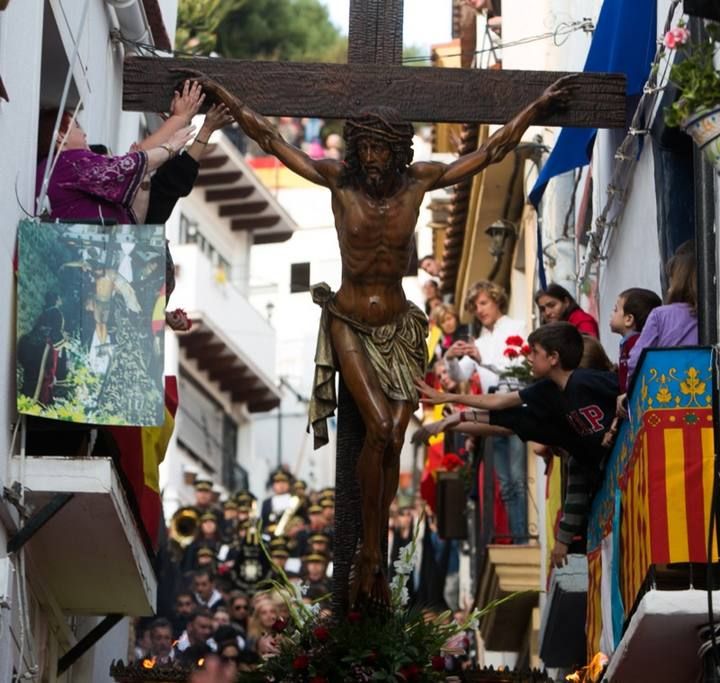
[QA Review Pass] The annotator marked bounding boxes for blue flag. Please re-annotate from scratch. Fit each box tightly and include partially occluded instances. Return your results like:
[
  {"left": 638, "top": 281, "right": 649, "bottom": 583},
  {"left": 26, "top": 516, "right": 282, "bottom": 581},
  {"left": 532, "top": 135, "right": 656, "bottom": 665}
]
[{"left": 528, "top": 0, "right": 658, "bottom": 208}]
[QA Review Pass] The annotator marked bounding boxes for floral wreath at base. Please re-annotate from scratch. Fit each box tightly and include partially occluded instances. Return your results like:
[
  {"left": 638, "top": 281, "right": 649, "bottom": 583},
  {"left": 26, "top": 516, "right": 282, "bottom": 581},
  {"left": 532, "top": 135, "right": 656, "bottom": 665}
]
[{"left": 245, "top": 519, "right": 522, "bottom": 683}]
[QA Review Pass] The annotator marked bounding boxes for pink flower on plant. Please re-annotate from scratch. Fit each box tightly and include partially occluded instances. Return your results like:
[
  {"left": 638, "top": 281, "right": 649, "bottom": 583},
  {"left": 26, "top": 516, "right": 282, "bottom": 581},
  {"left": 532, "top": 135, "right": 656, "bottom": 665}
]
[{"left": 664, "top": 26, "right": 690, "bottom": 49}]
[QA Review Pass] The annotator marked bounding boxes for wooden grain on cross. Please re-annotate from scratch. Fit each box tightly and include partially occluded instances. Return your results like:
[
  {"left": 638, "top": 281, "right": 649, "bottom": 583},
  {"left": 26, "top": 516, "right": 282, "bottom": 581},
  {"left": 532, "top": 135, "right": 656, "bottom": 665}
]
[{"left": 124, "top": 58, "right": 627, "bottom": 128}]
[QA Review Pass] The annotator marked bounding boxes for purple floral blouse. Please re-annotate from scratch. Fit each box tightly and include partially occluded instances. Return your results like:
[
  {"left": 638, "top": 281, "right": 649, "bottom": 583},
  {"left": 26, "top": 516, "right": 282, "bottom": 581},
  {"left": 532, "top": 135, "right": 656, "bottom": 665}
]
[{"left": 36, "top": 149, "right": 148, "bottom": 224}]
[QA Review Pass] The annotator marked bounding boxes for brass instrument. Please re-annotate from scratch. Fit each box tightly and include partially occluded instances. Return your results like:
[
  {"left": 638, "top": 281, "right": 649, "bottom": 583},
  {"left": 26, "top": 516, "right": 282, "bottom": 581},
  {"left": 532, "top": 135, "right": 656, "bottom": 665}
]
[
  {"left": 169, "top": 506, "right": 199, "bottom": 548},
  {"left": 274, "top": 495, "right": 302, "bottom": 537}
]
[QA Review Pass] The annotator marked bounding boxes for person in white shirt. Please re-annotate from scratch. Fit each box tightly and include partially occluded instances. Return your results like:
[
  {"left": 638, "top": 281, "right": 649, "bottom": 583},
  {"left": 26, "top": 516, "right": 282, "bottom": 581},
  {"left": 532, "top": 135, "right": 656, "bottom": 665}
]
[
  {"left": 444, "top": 280, "right": 528, "bottom": 543},
  {"left": 192, "top": 569, "right": 224, "bottom": 610}
]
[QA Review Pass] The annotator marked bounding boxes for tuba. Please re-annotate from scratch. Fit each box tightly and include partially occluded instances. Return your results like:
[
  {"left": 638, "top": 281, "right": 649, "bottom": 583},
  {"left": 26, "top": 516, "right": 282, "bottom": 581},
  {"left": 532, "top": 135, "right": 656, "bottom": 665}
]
[{"left": 170, "top": 506, "right": 199, "bottom": 548}]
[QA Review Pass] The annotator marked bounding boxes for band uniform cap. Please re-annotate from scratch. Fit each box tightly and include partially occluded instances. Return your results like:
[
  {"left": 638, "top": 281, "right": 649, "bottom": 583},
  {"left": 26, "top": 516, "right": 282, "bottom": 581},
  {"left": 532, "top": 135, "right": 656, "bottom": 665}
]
[
  {"left": 302, "top": 551, "right": 329, "bottom": 564},
  {"left": 308, "top": 504, "right": 323, "bottom": 514},
  {"left": 194, "top": 479, "right": 213, "bottom": 492},
  {"left": 270, "top": 548, "right": 290, "bottom": 558},
  {"left": 319, "top": 497, "right": 334, "bottom": 508},
  {"left": 199, "top": 511, "right": 218, "bottom": 523},
  {"left": 308, "top": 533, "right": 330, "bottom": 544},
  {"left": 237, "top": 503, "right": 251, "bottom": 513},
  {"left": 223, "top": 500, "right": 238, "bottom": 510},
  {"left": 196, "top": 547, "right": 216, "bottom": 558},
  {"left": 271, "top": 470, "right": 291, "bottom": 483},
  {"left": 269, "top": 536, "right": 289, "bottom": 549},
  {"left": 292, "top": 479, "right": 307, "bottom": 490}
]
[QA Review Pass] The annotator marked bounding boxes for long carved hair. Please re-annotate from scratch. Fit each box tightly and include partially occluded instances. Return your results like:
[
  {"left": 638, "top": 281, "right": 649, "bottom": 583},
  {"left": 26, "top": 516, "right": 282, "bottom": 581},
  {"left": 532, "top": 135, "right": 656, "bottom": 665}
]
[{"left": 338, "top": 107, "right": 415, "bottom": 188}]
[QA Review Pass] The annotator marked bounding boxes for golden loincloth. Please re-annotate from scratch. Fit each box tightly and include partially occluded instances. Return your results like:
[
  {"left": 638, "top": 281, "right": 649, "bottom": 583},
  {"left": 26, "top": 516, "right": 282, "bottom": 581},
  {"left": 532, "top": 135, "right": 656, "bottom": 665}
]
[{"left": 308, "top": 282, "right": 428, "bottom": 449}]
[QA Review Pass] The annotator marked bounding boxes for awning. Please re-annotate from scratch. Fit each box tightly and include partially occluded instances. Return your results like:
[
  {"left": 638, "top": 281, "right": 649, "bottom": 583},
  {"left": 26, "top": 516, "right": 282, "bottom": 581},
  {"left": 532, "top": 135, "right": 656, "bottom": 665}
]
[
  {"left": 451, "top": 136, "right": 536, "bottom": 308},
  {"left": 195, "top": 135, "right": 296, "bottom": 245},
  {"left": 178, "top": 318, "right": 282, "bottom": 412}
]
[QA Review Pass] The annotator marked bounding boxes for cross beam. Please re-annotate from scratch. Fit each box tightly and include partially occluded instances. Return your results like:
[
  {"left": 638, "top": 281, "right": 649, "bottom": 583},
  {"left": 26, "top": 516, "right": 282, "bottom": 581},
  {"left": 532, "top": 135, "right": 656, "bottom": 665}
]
[{"left": 124, "top": 58, "right": 626, "bottom": 128}]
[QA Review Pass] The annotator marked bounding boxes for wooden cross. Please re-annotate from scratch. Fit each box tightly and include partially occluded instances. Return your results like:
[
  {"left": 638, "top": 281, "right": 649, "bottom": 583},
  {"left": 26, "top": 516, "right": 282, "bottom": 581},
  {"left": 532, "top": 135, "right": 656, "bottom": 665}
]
[
  {"left": 123, "top": 0, "right": 626, "bottom": 613},
  {"left": 123, "top": 0, "right": 626, "bottom": 128}
]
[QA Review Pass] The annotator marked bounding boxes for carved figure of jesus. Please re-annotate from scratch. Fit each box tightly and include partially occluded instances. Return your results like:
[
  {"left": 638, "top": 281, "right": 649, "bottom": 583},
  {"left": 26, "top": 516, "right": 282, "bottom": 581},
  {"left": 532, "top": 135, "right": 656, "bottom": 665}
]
[{"left": 197, "top": 75, "right": 574, "bottom": 604}]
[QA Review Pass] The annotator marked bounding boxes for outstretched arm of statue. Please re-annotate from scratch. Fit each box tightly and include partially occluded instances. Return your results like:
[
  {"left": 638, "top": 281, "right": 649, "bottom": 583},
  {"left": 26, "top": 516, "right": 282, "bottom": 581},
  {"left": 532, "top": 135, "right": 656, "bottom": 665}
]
[
  {"left": 190, "top": 76, "right": 340, "bottom": 188},
  {"left": 419, "top": 75, "right": 577, "bottom": 190}
]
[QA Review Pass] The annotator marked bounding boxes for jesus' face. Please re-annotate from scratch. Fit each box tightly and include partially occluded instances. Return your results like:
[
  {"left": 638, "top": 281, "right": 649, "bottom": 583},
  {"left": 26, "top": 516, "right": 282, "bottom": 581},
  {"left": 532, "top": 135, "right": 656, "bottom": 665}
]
[{"left": 357, "top": 136, "right": 393, "bottom": 191}]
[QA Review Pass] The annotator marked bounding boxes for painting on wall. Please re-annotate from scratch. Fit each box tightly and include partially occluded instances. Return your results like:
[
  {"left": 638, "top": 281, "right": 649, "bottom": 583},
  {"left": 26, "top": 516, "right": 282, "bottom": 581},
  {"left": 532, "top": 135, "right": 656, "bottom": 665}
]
[{"left": 16, "top": 219, "right": 166, "bottom": 426}]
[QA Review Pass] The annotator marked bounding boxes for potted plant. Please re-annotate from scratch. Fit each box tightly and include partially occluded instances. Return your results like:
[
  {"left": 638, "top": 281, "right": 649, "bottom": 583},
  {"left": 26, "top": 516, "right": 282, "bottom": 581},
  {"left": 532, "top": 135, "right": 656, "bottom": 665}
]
[{"left": 663, "top": 21, "right": 720, "bottom": 167}]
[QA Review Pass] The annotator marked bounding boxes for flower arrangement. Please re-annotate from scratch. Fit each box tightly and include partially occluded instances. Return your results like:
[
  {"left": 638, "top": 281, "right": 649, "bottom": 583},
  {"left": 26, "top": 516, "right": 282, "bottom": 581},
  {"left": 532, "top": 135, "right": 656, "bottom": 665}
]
[
  {"left": 247, "top": 525, "right": 520, "bottom": 682},
  {"left": 498, "top": 335, "right": 532, "bottom": 385},
  {"left": 663, "top": 21, "right": 720, "bottom": 128}
]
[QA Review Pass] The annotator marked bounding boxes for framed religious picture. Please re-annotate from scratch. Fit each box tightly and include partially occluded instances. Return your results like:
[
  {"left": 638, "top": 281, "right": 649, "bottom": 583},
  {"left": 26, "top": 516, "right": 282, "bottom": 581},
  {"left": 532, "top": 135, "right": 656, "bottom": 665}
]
[{"left": 16, "top": 219, "right": 166, "bottom": 426}]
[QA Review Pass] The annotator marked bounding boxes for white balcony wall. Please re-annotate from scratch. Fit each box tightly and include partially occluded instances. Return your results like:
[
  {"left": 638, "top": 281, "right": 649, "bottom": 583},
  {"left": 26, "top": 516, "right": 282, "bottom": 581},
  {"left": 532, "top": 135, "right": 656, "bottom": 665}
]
[{"left": 173, "top": 243, "right": 277, "bottom": 381}]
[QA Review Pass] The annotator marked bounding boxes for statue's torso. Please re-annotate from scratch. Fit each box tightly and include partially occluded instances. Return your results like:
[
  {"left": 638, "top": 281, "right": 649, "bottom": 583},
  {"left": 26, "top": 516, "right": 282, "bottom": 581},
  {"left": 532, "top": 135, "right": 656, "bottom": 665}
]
[{"left": 331, "top": 176, "right": 424, "bottom": 326}]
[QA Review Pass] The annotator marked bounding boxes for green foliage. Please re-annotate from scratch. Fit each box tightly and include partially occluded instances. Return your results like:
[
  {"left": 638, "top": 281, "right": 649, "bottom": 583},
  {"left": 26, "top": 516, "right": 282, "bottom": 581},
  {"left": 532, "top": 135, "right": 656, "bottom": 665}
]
[
  {"left": 215, "top": 0, "right": 346, "bottom": 62},
  {"left": 175, "top": 0, "right": 244, "bottom": 55},
  {"left": 17, "top": 221, "right": 76, "bottom": 338},
  {"left": 665, "top": 22, "right": 720, "bottom": 128}
]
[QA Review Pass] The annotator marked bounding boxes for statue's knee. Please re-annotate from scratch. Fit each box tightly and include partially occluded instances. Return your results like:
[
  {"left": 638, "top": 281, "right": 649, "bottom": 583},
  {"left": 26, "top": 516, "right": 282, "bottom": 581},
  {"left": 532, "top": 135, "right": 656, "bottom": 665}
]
[{"left": 367, "top": 416, "right": 393, "bottom": 448}]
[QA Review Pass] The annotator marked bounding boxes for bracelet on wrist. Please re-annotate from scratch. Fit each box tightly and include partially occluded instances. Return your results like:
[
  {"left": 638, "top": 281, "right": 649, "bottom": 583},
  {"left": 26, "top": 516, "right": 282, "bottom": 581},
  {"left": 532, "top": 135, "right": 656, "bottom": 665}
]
[
  {"left": 195, "top": 138, "right": 209, "bottom": 145},
  {"left": 160, "top": 143, "right": 175, "bottom": 158}
]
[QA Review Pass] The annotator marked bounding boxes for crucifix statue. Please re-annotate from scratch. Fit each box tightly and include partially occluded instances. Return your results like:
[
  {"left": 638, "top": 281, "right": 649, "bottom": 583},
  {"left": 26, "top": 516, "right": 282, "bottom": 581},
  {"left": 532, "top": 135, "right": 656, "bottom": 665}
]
[{"left": 123, "top": 0, "right": 627, "bottom": 611}]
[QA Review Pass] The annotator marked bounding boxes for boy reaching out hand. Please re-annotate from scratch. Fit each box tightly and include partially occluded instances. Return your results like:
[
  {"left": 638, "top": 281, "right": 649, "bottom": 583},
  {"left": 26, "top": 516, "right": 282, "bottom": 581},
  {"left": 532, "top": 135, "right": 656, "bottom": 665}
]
[{"left": 415, "top": 322, "right": 619, "bottom": 567}]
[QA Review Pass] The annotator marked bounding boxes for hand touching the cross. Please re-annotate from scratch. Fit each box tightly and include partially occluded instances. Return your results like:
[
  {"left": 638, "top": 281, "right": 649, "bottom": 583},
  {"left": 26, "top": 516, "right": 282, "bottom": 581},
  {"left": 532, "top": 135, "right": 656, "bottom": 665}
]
[
  {"left": 536, "top": 74, "right": 578, "bottom": 114},
  {"left": 171, "top": 79, "right": 205, "bottom": 124}
]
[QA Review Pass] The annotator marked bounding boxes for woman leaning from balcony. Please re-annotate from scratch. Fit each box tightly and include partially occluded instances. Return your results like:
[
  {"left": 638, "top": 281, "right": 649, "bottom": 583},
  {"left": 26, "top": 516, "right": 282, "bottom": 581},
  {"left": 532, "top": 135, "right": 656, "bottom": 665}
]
[
  {"left": 34, "top": 81, "right": 204, "bottom": 224},
  {"left": 535, "top": 283, "right": 600, "bottom": 338}
]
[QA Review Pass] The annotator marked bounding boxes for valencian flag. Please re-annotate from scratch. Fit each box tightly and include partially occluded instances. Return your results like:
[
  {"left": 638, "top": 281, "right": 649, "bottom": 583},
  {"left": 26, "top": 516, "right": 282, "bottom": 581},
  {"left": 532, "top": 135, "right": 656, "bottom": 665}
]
[{"left": 108, "top": 376, "right": 178, "bottom": 551}]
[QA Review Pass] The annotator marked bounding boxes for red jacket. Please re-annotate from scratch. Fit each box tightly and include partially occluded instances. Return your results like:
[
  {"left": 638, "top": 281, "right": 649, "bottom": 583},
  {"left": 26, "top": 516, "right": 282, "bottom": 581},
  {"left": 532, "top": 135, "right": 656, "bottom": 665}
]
[{"left": 567, "top": 307, "right": 599, "bottom": 338}]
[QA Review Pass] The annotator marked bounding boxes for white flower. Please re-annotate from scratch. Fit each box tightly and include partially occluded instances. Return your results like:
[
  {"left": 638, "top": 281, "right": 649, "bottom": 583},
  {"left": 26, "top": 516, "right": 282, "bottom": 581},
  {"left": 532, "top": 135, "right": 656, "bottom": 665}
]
[
  {"left": 398, "top": 586, "right": 409, "bottom": 607},
  {"left": 393, "top": 543, "right": 417, "bottom": 575},
  {"left": 393, "top": 557, "right": 414, "bottom": 575}
]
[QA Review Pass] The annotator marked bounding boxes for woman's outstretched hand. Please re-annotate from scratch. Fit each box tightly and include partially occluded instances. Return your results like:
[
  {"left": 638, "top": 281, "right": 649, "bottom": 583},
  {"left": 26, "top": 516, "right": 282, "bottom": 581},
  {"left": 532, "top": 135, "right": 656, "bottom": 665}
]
[{"left": 415, "top": 378, "right": 451, "bottom": 405}]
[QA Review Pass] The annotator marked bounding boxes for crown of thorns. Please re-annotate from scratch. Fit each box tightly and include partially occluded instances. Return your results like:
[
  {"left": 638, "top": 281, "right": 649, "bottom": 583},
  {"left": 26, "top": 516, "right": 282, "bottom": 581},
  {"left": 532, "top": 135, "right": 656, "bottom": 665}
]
[{"left": 344, "top": 112, "right": 414, "bottom": 143}]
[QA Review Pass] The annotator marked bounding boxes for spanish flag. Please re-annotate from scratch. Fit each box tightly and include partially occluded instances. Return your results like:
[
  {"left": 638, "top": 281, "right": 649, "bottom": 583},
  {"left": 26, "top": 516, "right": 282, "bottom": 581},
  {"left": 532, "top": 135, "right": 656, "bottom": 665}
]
[{"left": 108, "top": 376, "right": 178, "bottom": 551}]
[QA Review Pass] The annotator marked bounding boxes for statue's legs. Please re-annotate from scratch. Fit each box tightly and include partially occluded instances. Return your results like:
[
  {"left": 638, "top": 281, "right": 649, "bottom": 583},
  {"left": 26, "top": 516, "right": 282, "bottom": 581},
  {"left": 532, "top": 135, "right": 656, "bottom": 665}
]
[
  {"left": 379, "top": 401, "right": 414, "bottom": 548},
  {"left": 330, "top": 317, "right": 396, "bottom": 603}
]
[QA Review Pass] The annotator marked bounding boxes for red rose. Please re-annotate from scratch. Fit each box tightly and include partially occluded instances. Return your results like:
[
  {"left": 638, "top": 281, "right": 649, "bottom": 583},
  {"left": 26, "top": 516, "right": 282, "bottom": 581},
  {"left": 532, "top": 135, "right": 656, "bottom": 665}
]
[
  {"left": 347, "top": 611, "right": 362, "bottom": 624},
  {"left": 398, "top": 663, "right": 422, "bottom": 681},
  {"left": 441, "top": 453, "right": 464, "bottom": 471},
  {"left": 505, "top": 335, "right": 524, "bottom": 347},
  {"left": 271, "top": 618, "right": 288, "bottom": 633},
  {"left": 503, "top": 347, "right": 519, "bottom": 359},
  {"left": 313, "top": 626, "right": 331, "bottom": 642},
  {"left": 521, "top": 344, "right": 531, "bottom": 356},
  {"left": 292, "top": 655, "right": 310, "bottom": 670},
  {"left": 431, "top": 655, "right": 445, "bottom": 671}
]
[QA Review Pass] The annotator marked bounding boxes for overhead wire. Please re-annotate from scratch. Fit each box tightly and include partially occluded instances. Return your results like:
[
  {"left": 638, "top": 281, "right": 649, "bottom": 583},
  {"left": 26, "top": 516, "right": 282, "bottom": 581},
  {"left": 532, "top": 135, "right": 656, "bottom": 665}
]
[{"left": 111, "top": 19, "right": 595, "bottom": 65}]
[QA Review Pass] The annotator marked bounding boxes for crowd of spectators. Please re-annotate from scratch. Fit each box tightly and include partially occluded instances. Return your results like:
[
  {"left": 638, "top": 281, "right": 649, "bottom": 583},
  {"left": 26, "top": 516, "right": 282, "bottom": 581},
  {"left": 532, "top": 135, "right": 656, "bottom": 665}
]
[
  {"left": 133, "top": 468, "right": 470, "bottom": 675},
  {"left": 417, "top": 243, "right": 697, "bottom": 563}
]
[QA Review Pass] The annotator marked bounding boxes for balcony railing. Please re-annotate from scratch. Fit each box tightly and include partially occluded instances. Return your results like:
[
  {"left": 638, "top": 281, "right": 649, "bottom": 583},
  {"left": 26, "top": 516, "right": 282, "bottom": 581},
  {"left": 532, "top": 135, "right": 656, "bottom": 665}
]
[{"left": 584, "top": 347, "right": 716, "bottom": 664}]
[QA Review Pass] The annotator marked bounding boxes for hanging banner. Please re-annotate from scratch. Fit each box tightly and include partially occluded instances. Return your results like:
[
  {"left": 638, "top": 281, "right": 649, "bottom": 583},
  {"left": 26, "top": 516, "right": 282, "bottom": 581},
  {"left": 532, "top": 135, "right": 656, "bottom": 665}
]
[{"left": 16, "top": 219, "right": 166, "bottom": 426}]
